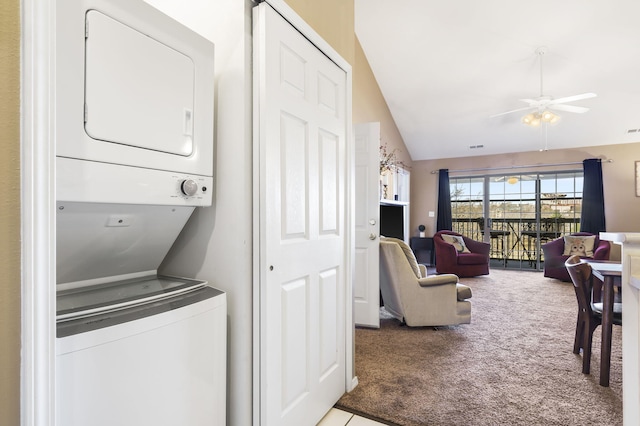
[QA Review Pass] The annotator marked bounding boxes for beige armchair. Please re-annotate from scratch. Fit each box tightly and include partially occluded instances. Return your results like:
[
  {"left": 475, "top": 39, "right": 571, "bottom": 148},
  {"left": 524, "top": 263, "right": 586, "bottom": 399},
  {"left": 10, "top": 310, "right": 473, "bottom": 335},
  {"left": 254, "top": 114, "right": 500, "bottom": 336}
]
[{"left": 379, "top": 237, "right": 472, "bottom": 326}]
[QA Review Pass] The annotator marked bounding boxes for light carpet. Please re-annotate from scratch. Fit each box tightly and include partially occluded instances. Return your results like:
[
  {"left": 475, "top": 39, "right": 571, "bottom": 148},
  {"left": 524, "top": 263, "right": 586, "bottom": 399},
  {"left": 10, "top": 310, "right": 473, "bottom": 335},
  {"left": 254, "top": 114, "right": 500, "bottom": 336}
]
[{"left": 336, "top": 269, "right": 622, "bottom": 426}]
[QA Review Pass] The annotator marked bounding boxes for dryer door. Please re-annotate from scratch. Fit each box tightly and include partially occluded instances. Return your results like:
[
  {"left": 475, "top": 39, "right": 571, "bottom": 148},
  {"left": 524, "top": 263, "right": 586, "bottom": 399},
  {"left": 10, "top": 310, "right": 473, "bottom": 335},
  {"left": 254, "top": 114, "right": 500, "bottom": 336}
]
[
  {"left": 55, "top": 0, "right": 214, "bottom": 178},
  {"left": 85, "top": 10, "right": 195, "bottom": 157}
]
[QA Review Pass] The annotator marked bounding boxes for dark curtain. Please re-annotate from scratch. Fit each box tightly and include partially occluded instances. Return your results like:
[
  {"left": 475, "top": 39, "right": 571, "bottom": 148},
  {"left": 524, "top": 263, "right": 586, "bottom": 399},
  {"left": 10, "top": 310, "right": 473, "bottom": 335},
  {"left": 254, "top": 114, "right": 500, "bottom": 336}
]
[
  {"left": 436, "top": 169, "right": 452, "bottom": 231},
  {"left": 580, "top": 158, "right": 606, "bottom": 234}
]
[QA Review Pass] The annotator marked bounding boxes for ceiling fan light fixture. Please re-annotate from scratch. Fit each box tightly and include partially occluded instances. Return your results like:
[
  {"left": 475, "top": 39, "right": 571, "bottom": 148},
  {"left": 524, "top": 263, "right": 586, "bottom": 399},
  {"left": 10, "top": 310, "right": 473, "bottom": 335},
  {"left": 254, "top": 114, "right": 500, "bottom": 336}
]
[
  {"left": 522, "top": 113, "right": 540, "bottom": 126},
  {"left": 541, "top": 110, "right": 559, "bottom": 123},
  {"left": 522, "top": 110, "right": 559, "bottom": 127}
]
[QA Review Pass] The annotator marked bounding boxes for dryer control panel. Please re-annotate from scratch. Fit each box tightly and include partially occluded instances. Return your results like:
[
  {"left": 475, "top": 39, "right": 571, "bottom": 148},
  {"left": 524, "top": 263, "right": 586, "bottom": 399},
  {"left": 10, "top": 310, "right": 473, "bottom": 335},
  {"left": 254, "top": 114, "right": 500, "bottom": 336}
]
[{"left": 57, "top": 157, "right": 213, "bottom": 206}]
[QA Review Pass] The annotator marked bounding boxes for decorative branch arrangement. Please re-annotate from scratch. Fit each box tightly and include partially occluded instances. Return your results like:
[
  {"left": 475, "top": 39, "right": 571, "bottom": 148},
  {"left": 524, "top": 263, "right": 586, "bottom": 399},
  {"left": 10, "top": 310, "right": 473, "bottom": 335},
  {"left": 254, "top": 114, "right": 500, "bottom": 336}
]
[{"left": 379, "top": 144, "right": 407, "bottom": 174}]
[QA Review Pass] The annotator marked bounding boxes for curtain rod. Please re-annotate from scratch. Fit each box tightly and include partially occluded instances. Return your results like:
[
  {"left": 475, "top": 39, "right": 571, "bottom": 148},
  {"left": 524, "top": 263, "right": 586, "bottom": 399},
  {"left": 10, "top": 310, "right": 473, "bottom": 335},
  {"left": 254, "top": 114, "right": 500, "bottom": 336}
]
[{"left": 430, "top": 159, "right": 613, "bottom": 174}]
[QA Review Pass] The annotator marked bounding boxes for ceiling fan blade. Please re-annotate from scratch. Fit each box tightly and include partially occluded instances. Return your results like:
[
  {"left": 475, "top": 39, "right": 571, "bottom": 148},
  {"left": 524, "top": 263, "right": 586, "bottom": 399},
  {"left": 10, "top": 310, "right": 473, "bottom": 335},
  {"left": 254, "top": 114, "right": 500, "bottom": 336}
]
[
  {"left": 549, "top": 92, "right": 597, "bottom": 105},
  {"left": 489, "top": 106, "right": 534, "bottom": 118},
  {"left": 548, "top": 104, "right": 589, "bottom": 113}
]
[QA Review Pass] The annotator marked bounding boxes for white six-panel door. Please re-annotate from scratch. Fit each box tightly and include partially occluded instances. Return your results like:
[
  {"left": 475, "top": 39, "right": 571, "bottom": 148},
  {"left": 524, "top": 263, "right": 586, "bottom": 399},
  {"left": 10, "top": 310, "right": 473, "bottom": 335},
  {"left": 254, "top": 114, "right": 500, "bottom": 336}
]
[
  {"left": 254, "top": 3, "right": 348, "bottom": 425},
  {"left": 354, "top": 123, "right": 380, "bottom": 328}
]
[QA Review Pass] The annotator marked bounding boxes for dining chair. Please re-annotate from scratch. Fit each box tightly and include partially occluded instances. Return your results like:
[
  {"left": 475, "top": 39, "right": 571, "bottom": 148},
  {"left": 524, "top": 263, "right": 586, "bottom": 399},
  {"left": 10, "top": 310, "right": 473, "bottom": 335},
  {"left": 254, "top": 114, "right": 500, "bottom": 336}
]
[{"left": 565, "top": 255, "right": 622, "bottom": 376}]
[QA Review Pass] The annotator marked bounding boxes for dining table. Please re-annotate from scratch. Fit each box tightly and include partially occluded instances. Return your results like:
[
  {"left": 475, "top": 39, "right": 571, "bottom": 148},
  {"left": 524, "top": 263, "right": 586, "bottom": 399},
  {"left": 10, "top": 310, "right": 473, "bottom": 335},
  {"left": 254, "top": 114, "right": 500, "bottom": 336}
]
[{"left": 582, "top": 259, "right": 622, "bottom": 387}]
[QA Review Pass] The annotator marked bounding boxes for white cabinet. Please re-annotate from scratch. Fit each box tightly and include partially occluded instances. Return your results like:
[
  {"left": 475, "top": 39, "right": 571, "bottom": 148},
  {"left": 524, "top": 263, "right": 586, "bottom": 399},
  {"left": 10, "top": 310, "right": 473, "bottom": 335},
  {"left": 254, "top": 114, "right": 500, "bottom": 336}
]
[
  {"left": 380, "top": 165, "right": 410, "bottom": 243},
  {"left": 380, "top": 165, "right": 410, "bottom": 202},
  {"left": 600, "top": 232, "right": 640, "bottom": 426}
]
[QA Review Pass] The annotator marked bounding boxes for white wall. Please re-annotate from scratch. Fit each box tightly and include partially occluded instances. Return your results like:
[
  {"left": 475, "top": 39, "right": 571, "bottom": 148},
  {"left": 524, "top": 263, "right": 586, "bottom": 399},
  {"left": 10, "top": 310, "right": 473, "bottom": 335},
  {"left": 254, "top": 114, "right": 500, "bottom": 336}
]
[{"left": 144, "top": 1, "right": 254, "bottom": 425}]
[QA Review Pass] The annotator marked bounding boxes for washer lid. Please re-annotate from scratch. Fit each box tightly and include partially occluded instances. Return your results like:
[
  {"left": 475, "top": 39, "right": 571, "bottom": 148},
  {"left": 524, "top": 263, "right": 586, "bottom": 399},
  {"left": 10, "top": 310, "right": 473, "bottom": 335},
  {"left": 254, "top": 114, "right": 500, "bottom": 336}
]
[
  {"left": 57, "top": 274, "right": 206, "bottom": 319},
  {"left": 57, "top": 284, "right": 223, "bottom": 338}
]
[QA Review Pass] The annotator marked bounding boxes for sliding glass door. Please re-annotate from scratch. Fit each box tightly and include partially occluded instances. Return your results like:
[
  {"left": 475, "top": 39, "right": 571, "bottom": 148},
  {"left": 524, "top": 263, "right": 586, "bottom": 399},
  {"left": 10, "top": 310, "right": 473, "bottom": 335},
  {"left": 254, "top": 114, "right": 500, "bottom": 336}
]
[{"left": 450, "top": 171, "right": 583, "bottom": 270}]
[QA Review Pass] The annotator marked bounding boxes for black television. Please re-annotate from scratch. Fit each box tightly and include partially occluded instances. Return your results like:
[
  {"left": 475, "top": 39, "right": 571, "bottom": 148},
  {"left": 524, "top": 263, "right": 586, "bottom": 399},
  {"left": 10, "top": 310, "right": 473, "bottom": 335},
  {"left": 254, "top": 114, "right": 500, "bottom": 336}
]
[{"left": 380, "top": 204, "right": 404, "bottom": 240}]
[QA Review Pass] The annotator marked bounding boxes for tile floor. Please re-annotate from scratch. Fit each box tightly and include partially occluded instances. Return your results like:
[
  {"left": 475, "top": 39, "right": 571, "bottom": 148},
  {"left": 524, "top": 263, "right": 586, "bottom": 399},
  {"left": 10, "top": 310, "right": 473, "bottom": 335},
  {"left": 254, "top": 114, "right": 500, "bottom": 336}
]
[{"left": 317, "top": 408, "right": 388, "bottom": 426}]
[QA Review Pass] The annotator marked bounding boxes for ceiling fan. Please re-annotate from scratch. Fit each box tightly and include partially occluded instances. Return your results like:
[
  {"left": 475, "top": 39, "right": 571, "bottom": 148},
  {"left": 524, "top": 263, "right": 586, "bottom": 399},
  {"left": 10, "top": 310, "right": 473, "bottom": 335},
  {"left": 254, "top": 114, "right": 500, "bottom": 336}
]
[{"left": 491, "top": 47, "right": 597, "bottom": 125}]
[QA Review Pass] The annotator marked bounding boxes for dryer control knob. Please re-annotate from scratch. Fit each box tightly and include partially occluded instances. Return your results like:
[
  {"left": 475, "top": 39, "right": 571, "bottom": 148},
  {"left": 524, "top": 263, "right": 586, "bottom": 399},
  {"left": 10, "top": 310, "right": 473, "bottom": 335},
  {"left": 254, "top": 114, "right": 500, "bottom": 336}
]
[{"left": 181, "top": 179, "right": 198, "bottom": 196}]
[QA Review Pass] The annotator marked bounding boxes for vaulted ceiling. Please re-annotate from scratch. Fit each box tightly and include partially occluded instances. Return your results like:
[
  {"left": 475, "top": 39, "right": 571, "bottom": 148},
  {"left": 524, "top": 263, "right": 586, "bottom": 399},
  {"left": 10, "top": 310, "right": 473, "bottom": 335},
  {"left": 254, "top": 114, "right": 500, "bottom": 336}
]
[{"left": 355, "top": 0, "right": 640, "bottom": 160}]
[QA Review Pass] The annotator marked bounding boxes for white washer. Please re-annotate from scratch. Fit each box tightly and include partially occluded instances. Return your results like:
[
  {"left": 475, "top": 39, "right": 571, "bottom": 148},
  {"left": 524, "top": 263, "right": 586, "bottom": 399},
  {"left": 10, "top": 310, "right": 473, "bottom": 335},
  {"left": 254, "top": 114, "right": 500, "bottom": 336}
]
[{"left": 56, "top": 276, "right": 226, "bottom": 426}]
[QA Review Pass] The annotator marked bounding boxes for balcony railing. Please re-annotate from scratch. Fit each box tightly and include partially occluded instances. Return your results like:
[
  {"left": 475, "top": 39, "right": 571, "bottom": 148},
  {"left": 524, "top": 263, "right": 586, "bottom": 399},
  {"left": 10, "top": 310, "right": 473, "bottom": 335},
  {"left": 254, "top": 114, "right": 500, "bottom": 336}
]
[{"left": 452, "top": 217, "right": 580, "bottom": 269}]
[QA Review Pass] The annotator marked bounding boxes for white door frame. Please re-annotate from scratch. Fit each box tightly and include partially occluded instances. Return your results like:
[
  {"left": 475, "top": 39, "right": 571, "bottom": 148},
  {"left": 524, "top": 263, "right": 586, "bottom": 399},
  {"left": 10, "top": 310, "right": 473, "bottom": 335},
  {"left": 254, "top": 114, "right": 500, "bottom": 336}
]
[
  {"left": 21, "top": 0, "right": 57, "bottom": 425},
  {"left": 252, "top": 0, "right": 355, "bottom": 424}
]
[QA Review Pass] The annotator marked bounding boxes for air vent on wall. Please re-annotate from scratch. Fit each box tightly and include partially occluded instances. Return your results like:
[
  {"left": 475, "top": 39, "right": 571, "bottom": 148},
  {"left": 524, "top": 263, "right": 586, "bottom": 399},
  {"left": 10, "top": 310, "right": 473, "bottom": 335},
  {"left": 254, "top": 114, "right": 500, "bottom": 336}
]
[
  {"left": 627, "top": 129, "right": 639, "bottom": 134},
  {"left": 469, "top": 144, "right": 484, "bottom": 149}
]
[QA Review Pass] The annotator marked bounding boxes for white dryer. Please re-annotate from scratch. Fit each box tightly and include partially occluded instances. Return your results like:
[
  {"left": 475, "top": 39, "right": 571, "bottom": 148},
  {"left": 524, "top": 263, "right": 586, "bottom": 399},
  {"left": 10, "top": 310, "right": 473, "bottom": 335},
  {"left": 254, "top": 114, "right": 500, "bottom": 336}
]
[{"left": 56, "top": 0, "right": 215, "bottom": 206}]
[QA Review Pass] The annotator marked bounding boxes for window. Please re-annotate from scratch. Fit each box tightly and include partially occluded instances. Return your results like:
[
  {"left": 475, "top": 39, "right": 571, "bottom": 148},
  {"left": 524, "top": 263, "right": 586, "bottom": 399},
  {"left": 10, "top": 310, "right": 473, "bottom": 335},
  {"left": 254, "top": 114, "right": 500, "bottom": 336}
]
[{"left": 450, "top": 171, "right": 583, "bottom": 270}]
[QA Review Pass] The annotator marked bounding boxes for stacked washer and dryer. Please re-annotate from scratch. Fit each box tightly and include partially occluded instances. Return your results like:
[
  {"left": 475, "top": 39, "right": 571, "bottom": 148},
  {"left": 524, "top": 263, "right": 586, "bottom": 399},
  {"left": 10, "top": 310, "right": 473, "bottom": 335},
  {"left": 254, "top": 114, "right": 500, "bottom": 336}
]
[{"left": 54, "top": 1, "right": 225, "bottom": 425}]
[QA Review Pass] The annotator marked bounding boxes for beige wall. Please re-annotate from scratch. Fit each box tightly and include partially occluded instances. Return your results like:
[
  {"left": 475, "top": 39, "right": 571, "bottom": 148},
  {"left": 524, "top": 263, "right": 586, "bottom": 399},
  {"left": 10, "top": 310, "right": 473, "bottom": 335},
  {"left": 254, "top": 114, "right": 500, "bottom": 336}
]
[
  {"left": 284, "top": 0, "right": 355, "bottom": 66},
  {"left": 409, "top": 142, "right": 640, "bottom": 239},
  {"left": 1, "top": 0, "right": 21, "bottom": 424},
  {"left": 353, "top": 37, "right": 410, "bottom": 167}
]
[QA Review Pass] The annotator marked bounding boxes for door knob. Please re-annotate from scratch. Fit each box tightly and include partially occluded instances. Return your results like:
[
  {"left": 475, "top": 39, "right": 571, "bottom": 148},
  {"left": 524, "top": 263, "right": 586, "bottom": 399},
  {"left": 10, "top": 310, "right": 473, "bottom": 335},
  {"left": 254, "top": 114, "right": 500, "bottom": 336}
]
[
  {"left": 369, "top": 233, "right": 377, "bottom": 240},
  {"left": 369, "top": 219, "right": 376, "bottom": 225}
]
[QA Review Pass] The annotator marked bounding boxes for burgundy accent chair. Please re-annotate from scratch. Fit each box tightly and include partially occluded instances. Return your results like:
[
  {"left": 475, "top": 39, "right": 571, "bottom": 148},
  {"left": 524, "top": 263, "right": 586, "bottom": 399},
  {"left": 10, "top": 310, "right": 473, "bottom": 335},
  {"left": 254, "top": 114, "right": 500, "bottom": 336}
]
[
  {"left": 541, "top": 232, "right": 610, "bottom": 282},
  {"left": 433, "top": 231, "right": 490, "bottom": 277}
]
